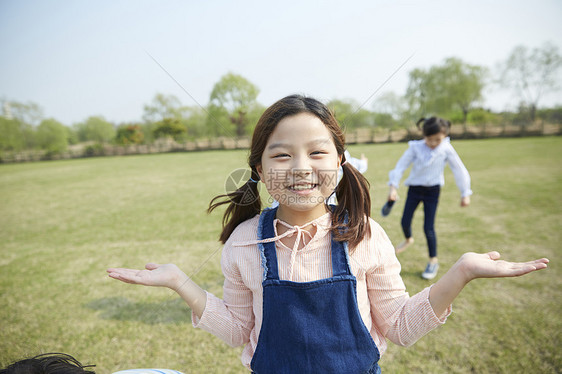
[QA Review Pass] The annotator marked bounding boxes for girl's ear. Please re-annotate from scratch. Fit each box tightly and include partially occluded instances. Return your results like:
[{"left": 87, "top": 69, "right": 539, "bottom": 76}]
[
  {"left": 338, "top": 154, "right": 343, "bottom": 168},
  {"left": 256, "top": 164, "right": 264, "bottom": 183}
]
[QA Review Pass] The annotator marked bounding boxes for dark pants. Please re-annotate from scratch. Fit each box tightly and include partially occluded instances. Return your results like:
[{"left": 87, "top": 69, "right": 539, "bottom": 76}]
[{"left": 401, "top": 185, "right": 441, "bottom": 258}]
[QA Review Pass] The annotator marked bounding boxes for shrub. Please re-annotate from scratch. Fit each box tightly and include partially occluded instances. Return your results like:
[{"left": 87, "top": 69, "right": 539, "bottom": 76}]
[
  {"left": 153, "top": 118, "right": 187, "bottom": 142},
  {"left": 116, "top": 124, "right": 144, "bottom": 145}
]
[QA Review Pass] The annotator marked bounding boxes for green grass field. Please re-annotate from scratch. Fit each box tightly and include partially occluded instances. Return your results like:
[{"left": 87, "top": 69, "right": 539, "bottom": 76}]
[{"left": 1, "top": 137, "right": 560, "bottom": 373}]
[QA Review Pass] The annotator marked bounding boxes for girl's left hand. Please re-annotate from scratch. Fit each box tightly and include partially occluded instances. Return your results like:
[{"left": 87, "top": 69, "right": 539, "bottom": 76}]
[
  {"left": 461, "top": 196, "right": 470, "bottom": 207},
  {"left": 388, "top": 186, "right": 398, "bottom": 201},
  {"left": 458, "top": 251, "right": 549, "bottom": 283},
  {"left": 430, "top": 252, "right": 549, "bottom": 317}
]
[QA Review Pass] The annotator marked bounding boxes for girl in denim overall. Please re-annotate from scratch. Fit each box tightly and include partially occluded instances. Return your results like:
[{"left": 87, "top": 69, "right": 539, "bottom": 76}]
[{"left": 108, "top": 95, "right": 548, "bottom": 373}]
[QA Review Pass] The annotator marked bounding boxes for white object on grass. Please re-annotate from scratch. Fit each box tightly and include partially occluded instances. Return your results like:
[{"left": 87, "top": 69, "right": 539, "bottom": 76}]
[{"left": 112, "top": 370, "right": 185, "bottom": 374}]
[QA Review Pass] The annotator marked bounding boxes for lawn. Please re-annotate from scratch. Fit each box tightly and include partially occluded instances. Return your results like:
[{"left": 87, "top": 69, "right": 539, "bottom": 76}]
[{"left": 0, "top": 136, "right": 560, "bottom": 373}]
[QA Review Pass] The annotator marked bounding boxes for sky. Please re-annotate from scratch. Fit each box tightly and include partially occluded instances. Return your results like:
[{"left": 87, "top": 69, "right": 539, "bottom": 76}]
[{"left": 1, "top": 0, "right": 561, "bottom": 125}]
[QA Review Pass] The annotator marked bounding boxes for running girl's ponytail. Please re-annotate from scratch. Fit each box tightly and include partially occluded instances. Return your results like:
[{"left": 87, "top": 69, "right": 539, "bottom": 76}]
[{"left": 416, "top": 117, "right": 451, "bottom": 137}]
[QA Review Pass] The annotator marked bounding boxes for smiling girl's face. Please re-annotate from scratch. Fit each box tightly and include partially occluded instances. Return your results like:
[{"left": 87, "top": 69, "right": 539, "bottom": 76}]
[{"left": 257, "top": 112, "right": 341, "bottom": 224}]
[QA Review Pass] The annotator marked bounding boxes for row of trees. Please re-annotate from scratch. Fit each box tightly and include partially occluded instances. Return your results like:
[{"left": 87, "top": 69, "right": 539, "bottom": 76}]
[{"left": 1, "top": 42, "right": 561, "bottom": 155}]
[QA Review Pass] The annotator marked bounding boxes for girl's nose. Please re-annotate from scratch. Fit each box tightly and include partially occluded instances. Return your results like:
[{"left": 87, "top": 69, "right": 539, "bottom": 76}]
[
  {"left": 293, "top": 168, "right": 312, "bottom": 179},
  {"left": 292, "top": 156, "right": 312, "bottom": 176}
]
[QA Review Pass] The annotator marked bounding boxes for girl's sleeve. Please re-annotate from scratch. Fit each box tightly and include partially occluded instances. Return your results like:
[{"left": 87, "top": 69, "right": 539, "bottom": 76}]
[
  {"left": 366, "top": 223, "right": 452, "bottom": 347},
  {"left": 446, "top": 144, "right": 472, "bottom": 197},
  {"left": 191, "top": 242, "right": 254, "bottom": 348},
  {"left": 388, "top": 145, "right": 415, "bottom": 188}
]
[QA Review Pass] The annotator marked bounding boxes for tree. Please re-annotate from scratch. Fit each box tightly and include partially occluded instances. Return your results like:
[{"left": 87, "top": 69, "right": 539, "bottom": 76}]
[
  {"left": 75, "top": 116, "right": 116, "bottom": 143},
  {"left": 5, "top": 100, "right": 44, "bottom": 127},
  {"left": 0, "top": 99, "right": 43, "bottom": 149},
  {"left": 142, "top": 94, "right": 222, "bottom": 140},
  {"left": 183, "top": 106, "right": 210, "bottom": 139},
  {"left": 153, "top": 118, "right": 186, "bottom": 141},
  {"left": 372, "top": 92, "right": 406, "bottom": 118},
  {"left": 498, "top": 42, "right": 562, "bottom": 122},
  {"left": 142, "top": 93, "right": 190, "bottom": 123},
  {"left": 327, "top": 98, "right": 373, "bottom": 132},
  {"left": 404, "top": 68, "right": 427, "bottom": 121},
  {"left": 116, "top": 124, "right": 144, "bottom": 145},
  {"left": 64, "top": 126, "right": 79, "bottom": 145},
  {"left": 537, "top": 106, "right": 562, "bottom": 124},
  {"left": 36, "top": 119, "right": 68, "bottom": 154},
  {"left": 405, "top": 58, "right": 488, "bottom": 124},
  {"left": 466, "top": 108, "right": 501, "bottom": 126},
  {"left": 0, "top": 117, "right": 25, "bottom": 151},
  {"left": 208, "top": 72, "right": 260, "bottom": 137},
  {"left": 372, "top": 92, "right": 408, "bottom": 129}
]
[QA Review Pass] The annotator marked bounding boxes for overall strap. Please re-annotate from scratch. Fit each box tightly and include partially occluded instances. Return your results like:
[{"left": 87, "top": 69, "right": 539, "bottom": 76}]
[
  {"left": 330, "top": 236, "right": 352, "bottom": 277},
  {"left": 330, "top": 207, "right": 352, "bottom": 277},
  {"left": 258, "top": 207, "right": 280, "bottom": 281}
]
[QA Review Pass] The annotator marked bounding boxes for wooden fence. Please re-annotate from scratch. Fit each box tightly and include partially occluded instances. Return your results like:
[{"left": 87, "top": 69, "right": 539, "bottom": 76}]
[{"left": 1, "top": 122, "right": 560, "bottom": 163}]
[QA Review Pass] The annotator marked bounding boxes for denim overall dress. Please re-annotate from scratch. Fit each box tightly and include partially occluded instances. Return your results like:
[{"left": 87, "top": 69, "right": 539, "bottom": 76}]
[{"left": 250, "top": 207, "right": 381, "bottom": 374}]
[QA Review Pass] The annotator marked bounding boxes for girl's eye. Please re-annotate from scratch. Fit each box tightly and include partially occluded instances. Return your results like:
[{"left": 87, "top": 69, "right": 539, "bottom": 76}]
[
  {"left": 311, "top": 151, "right": 327, "bottom": 156},
  {"left": 273, "top": 153, "right": 290, "bottom": 158}
]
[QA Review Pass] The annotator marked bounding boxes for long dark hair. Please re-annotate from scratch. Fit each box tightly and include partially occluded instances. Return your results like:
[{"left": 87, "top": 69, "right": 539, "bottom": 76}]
[
  {"left": 208, "top": 94, "right": 371, "bottom": 250},
  {"left": 416, "top": 116, "right": 451, "bottom": 136},
  {"left": 0, "top": 353, "right": 96, "bottom": 374}
]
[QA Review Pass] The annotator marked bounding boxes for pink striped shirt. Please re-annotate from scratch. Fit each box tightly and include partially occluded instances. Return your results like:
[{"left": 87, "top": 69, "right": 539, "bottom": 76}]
[{"left": 192, "top": 212, "right": 452, "bottom": 370}]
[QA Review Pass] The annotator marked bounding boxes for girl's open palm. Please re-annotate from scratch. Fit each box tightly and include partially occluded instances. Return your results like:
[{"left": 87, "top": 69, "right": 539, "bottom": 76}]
[
  {"left": 107, "top": 263, "right": 182, "bottom": 289},
  {"left": 460, "top": 251, "right": 549, "bottom": 282}
]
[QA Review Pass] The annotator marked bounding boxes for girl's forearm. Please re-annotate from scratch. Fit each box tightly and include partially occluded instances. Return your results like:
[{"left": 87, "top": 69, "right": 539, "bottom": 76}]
[
  {"left": 429, "top": 261, "right": 470, "bottom": 317},
  {"left": 172, "top": 273, "right": 207, "bottom": 319}
]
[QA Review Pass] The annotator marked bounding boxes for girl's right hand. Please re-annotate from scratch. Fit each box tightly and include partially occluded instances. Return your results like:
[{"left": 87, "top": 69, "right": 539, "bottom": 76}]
[
  {"left": 107, "top": 263, "right": 186, "bottom": 291},
  {"left": 388, "top": 186, "right": 398, "bottom": 201}
]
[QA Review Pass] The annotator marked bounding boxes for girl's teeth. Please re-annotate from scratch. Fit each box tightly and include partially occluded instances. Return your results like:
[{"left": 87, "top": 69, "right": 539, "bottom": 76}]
[{"left": 291, "top": 184, "right": 315, "bottom": 190}]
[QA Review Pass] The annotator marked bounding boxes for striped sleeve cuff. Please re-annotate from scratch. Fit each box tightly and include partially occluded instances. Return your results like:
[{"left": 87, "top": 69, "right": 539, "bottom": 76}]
[
  {"left": 423, "top": 285, "right": 452, "bottom": 324},
  {"left": 191, "top": 291, "right": 214, "bottom": 329}
]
